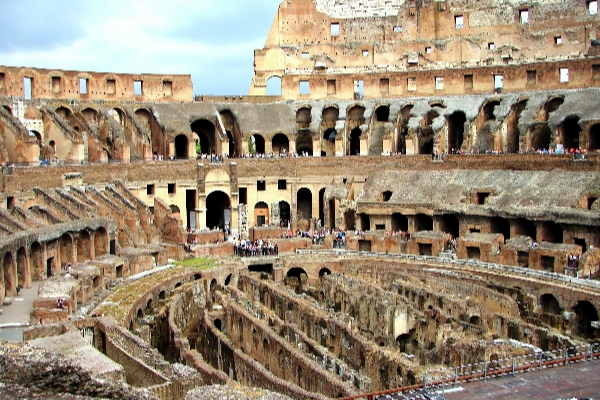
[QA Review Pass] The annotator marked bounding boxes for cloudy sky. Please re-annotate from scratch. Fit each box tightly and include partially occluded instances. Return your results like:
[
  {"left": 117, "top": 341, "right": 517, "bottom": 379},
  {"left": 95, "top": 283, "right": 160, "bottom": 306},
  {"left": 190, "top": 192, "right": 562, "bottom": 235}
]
[{"left": 0, "top": 0, "right": 282, "bottom": 95}]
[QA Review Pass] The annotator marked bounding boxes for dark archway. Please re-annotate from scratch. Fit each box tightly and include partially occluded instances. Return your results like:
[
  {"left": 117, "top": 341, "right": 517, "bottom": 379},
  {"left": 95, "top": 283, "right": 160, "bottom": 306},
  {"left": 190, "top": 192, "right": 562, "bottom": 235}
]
[
  {"left": 272, "top": 133, "right": 289, "bottom": 155},
  {"left": 507, "top": 100, "right": 527, "bottom": 153},
  {"left": 350, "top": 128, "right": 361, "bottom": 156},
  {"left": 529, "top": 124, "right": 552, "bottom": 151},
  {"left": 572, "top": 301, "right": 599, "bottom": 339},
  {"left": 541, "top": 97, "right": 564, "bottom": 122},
  {"left": 60, "top": 233, "right": 73, "bottom": 266},
  {"left": 206, "top": 191, "right": 231, "bottom": 230},
  {"left": 397, "top": 104, "right": 413, "bottom": 154},
  {"left": 514, "top": 218, "right": 537, "bottom": 240},
  {"left": 318, "top": 188, "right": 326, "bottom": 225},
  {"left": 491, "top": 217, "right": 511, "bottom": 241},
  {"left": 248, "top": 264, "right": 273, "bottom": 274},
  {"left": 541, "top": 221, "right": 563, "bottom": 243},
  {"left": 296, "top": 107, "right": 312, "bottom": 129},
  {"left": 251, "top": 134, "right": 265, "bottom": 154},
  {"left": 440, "top": 214, "right": 460, "bottom": 238},
  {"left": 448, "top": 111, "right": 466, "bottom": 152},
  {"left": 254, "top": 201, "right": 269, "bottom": 227},
  {"left": 560, "top": 116, "right": 581, "bottom": 151},
  {"left": 319, "top": 268, "right": 331, "bottom": 277},
  {"left": 174, "top": 134, "right": 189, "bottom": 159},
  {"left": 297, "top": 188, "right": 312, "bottom": 224},
  {"left": 540, "top": 294, "right": 562, "bottom": 315},
  {"left": 77, "top": 230, "right": 91, "bottom": 262},
  {"left": 588, "top": 123, "right": 600, "bottom": 151},
  {"left": 375, "top": 105, "right": 390, "bottom": 122},
  {"left": 16, "top": 247, "right": 28, "bottom": 289},
  {"left": 30, "top": 242, "right": 43, "bottom": 281},
  {"left": 296, "top": 129, "right": 313, "bottom": 155},
  {"left": 95, "top": 227, "right": 108, "bottom": 257},
  {"left": 190, "top": 119, "right": 216, "bottom": 155},
  {"left": 482, "top": 100, "right": 500, "bottom": 121},
  {"left": 279, "top": 201, "right": 291, "bottom": 228},
  {"left": 415, "top": 214, "right": 433, "bottom": 232},
  {"left": 391, "top": 213, "right": 409, "bottom": 233}
]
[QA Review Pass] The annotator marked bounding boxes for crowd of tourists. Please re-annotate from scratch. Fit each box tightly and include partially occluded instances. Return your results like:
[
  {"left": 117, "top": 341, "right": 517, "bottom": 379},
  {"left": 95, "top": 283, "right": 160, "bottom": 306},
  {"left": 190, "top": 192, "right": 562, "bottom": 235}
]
[{"left": 233, "top": 239, "right": 279, "bottom": 257}]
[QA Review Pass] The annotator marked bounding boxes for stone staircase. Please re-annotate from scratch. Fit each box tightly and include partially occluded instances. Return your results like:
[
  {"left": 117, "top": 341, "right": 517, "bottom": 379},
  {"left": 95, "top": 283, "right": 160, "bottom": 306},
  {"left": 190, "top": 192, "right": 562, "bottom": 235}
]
[{"left": 438, "top": 249, "right": 458, "bottom": 261}]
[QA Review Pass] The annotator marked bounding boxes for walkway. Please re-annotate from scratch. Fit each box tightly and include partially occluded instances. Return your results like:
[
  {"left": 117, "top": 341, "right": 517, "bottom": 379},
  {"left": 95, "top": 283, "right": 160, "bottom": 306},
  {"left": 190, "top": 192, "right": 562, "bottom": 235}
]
[{"left": 0, "top": 282, "right": 40, "bottom": 341}]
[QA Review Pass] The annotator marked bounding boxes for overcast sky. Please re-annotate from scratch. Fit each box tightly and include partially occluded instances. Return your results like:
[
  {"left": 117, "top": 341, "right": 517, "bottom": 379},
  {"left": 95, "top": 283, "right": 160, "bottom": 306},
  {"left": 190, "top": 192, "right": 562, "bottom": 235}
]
[{"left": 0, "top": 0, "right": 282, "bottom": 95}]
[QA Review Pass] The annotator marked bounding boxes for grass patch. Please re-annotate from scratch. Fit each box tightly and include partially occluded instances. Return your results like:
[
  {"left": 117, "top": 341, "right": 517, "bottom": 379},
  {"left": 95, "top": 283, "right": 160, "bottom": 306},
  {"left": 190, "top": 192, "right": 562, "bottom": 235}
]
[{"left": 175, "top": 257, "right": 216, "bottom": 269}]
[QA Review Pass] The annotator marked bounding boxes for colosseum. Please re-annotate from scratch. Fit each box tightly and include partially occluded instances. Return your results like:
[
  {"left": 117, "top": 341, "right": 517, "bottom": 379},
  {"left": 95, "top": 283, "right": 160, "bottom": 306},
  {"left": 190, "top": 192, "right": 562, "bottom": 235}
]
[{"left": 1, "top": 0, "right": 600, "bottom": 399}]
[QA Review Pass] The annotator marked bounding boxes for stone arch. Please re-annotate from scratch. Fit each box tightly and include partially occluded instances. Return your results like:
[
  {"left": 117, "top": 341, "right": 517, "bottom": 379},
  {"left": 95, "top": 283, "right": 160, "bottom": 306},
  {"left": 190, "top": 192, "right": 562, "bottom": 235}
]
[
  {"left": 60, "top": 233, "right": 73, "bottom": 266},
  {"left": 3, "top": 252, "right": 15, "bottom": 296},
  {"left": 170, "top": 205, "right": 181, "bottom": 217},
  {"left": 319, "top": 267, "right": 331, "bottom": 277},
  {"left": 587, "top": 123, "right": 600, "bottom": 151},
  {"left": 278, "top": 201, "right": 291, "bottom": 228},
  {"left": 206, "top": 190, "right": 231, "bottom": 230},
  {"left": 415, "top": 214, "right": 433, "bottom": 232},
  {"left": 448, "top": 111, "right": 466, "bottom": 152},
  {"left": 2, "top": 105, "right": 12, "bottom": 115},
  {"left": 296, "top": 188, "right": 312, "bottom": 229},
  {"left": 540, "top": 96, "right": 564, "bottom": 122},
  {"left": 296, "top": 106, "right": 312, "bottom": 129},
  {"left": 286, "top": 267, "right": 308, "bottom": 292},
  {"left": 191, "top": 119, "right": 216, "bottom": 155},
  {"left": 55, "top": 106, "right": 74, "bottom": 121},
  {"left": 528, "top": 123, "right": 552, "bottom": 151},
  {"left": 559, "top": 116, "right": 582, "bottom": 151},
  {"left": 318, "top": 188, "right": 326, "bottom": 225},
  {"left": 219, "top": 110, "right": 243, "bottom": 157},
  {"left": 30, "top": 241, "right": 43, "bottom": 281},
  {"left": 391, "top": 213, "right": 409, "bottom": 233},
  {"left": 296, "top": 131, "right": 313, "bottom": 155},
  {"left": 540, "top": 293, "right": 562, "bottom": 315},
  {"left": 374, "top": 104, "right": 390, "bottom": 122},
  {"left": 266, "top": 76, "right": 282, "bottom": 96},
  {"left": 174, "top": 134, "right": 189, "bottom": 159},
  {"left": 108, "top": 107, "right": 125, "bottom": 127},
  {"left": 254, "top": 201, "right": 269, "bottom": 226},
  {"left": 210, "top": 278, "right": 217, "bottom": 292},
  {"left": 321, "top": 106, "right": 339, "bottom": 157},
  {"left": 81, "top": 107, "right": 100, "bottom": 124},
  {"left": 251, "top": 134, "right": 265, "bottom": 155},
  {"left": 224, "top": 274, "right": 232, "bottom": 286},
  {"left": 572, "top": 300, "right": 599, "bottom": 338},
  {"left": 540, "top": 221, "right": 563, "bottom": 243},
  {"left": 419, "top": 109, "right": 438, "bottom": 155},
  {"left": 95, "top": 227, "right": 108, "bottom": 257},
  {"left": 77, "top": 230, "right": 91, "bottom": 262},
  {"left": 506, "top": 99, "right": 528, "bottom": 154},
  {"left": 272, "top": 133, "right": 289, "bottom": 155},
  {"left": 16, "top": 247, "right": 29, "bottom": 289}
]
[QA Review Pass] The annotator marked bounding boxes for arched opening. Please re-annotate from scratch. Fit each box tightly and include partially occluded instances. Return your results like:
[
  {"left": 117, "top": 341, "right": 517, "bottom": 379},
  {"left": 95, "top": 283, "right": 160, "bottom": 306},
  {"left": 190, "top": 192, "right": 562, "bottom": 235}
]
[
  {"left": 220, "top": 110, "right": 242, "bottom": 157},
  {"left": 266, "top": 76, "right": 282, "bottom": 96},
  {"left": 529, "top": 123, "right": 552, "bottom": 151},
  {"left": 297, "top": 188, "right": 313, "bottom": 229},
  {"left": 206, "top": 191, "right": 231, "bottom": 231},
  {"left": 169, "top": 205, "right": 181, "bottom": 218},
  {"left": 60, "top": 233, "right": 73, "bottom": 266},
  {"left": 360, "top": 213, "right": 371, "bottom": 231},
  {"left": 470, "top": 315, "right": 481, "bottom": 326},
  {"left": 30, "top": 242, "right": 43, "bottom": 281},
  {"left": 491, "top": 217, "right": 511, "bottom": 240},
  {"left": 214, "top": 319, "right": 222, "bottom": 331},
  {"left": 396, "top": 333, "right": 410, "bottom": 353},
  {"left": 448, "top": 111, "right": 466, "bottom": 152},
  {"left": 30, "top": 130, "right": 42, "bottom": 145},
  {"left": 541, "top": 97, "right": 564, "bottom": 122},
  {"left": 226, "top": 131, "right": 235, "bottom": 157},
  {"left": 77, "top": 230, "right": 91, "bottom": 262},
  {"left": 210, "top": 278, "right": 217, "bottom": 292},
  {"left": 251, "top": 134, "right": 265, "bottom": 155},
  {"left": 108, "top": 108, "right": 124, "bottom": 127},
  {"left": 323, "top": 128, "right": 337, "bottom": 157},
  {"left": 137, "top": 308, "right": 144, "bottom": 320},
  {"left": 560, "top": 116, "right": 581, "bottom": 151},
  {"left": 279, "top": 201, "right": 291, "bottom": 228},
  {"left": 397, "top": 104, "right": 413, "bottom": 154},
  {"left": 3, "top": 252, "right": 15, "bottom": 296},
  {"left": 379, "top": 191, "right": 393, "bottom": 202},
  {"left": 296, "top": 107, "right": 312, "bottom": 129},
  {"left": 540, "top": 294, "right": 562, "bottom": 315},
  {"left": 224, "top": 274, "right": 232, "bottom": 286},
  {"left": 375, "top": 105, "right": 390, "bottom": 122},
  {"left": 482, "top": 100, "right": 500, "bottom": 121},
  {"left": 514, "top": 218, "right": 537, "bottom": 240},
  {"left": 318, "top": 188, "right": 326, "bottom": 225},
  {"left": 190, "top": 119, "right": 216, "bottom": 155},
  {"left": 16, "top": 248, "right": 28, "bottom": 289},
  {"left": 572, "top": 301, "right": 599, "bottom": 338},
  {"left": 344, "top": 210, "right": 356, "bottom": 231},
  {"left": 391, "top": 213, "right": 409, "bottom": 233},
  {"left": 319, "top": 268, "right": 331, "bottom": 278},
  {"left": 56, "top": 106, "right": 73, "bottom": 121},
  {"left": 588, "top": 123, "right": 600, "bottom": 151},
  {"left": 81, "top": 107, "right": 99, "bottom": 124},
  {"left": 541, "top": 221, "right": 563, "bottom": 243},
  {"left": 272, "top": 133, "right": 289, "bottom": 155},
  {"left": 248, "top": 264, "right": 273, "bottom": 275},
  {"left": 349, "top": 128, "right": 361, "bottom": 156},
  {"left": 286, "top": 267, "right": 308, "bottom": 293},
  {"left": 296, "top": 130, "right": 313, "bottom": 156},
  {"left": 506, "top": 100, "right": 527, "bottom": 154},
  {"left": 254, "top": 201, "right": 269, "bottom": 227},
  {"left": 440, "top": 214, "right": 460, "bottom": 238},
  {"left": 174, "top": 134, "right": 189, "bottom": 159},
  {"left": 94, "top": 227, "right": 108, "bottom": 257},
  {"left": 159, "top": 291, "right": 166, "bottom": 300},
  {"left": 2, "top": 105, "right": 12, "bottom": 115},
  {"left": 415, "top": 214, "right": 433, "bottom": 232},
  {"left": 194, "top": 273, "right": 201, "bottom": 280},
  {"left": 145, "top": 298, "right": 154, "bottom": 314}
]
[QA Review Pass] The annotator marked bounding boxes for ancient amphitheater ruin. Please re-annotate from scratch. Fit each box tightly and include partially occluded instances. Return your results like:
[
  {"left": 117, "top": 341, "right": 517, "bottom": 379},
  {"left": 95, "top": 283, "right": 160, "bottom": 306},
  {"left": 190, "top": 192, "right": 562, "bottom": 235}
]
[{"left": 1, "top": 0, "right": 600, "bottom": 399}]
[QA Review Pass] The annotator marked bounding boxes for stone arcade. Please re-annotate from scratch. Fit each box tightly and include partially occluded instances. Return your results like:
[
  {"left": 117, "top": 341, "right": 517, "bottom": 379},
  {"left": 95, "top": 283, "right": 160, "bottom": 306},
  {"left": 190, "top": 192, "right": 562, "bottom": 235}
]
[{"left": 1, "top": 0, "right": 600, "bottom": 399}]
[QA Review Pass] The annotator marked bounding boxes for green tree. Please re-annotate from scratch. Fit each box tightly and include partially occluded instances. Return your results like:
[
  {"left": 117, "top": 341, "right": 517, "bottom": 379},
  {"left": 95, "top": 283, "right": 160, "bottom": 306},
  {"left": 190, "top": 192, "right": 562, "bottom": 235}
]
[{"left": 248, "top": 137, "right": 256, "bottom": 154}]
